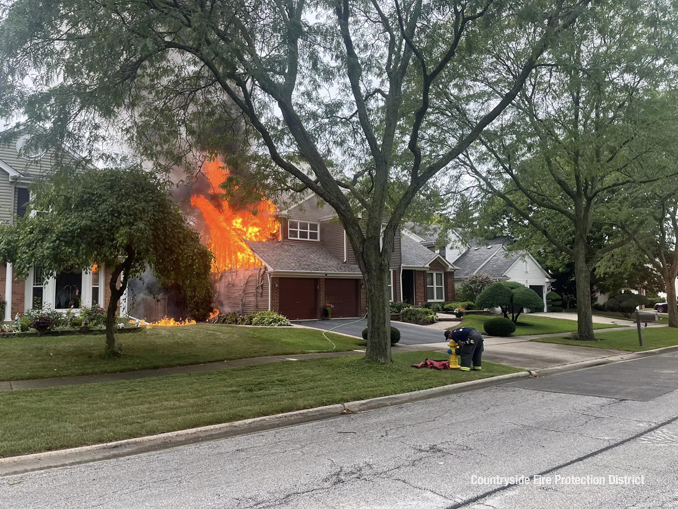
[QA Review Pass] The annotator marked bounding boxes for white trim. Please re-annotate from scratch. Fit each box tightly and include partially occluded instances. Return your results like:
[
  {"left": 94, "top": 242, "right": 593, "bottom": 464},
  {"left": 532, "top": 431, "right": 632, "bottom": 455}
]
[
  {"left": 402, "top": 229, "right": 426, "bottom": 243},
  {"left": 343, "top": 230, "right": 347, "bottom": 263},
  {"left": 388, "top": 270, "right": 394, "bottom": 301},
  {"left": 287, "top": 220, "right": 320, "bottom": 241},
  {"left": 426, "top": 271, "right": 445, "bottom": 302},
  {"left": 267, "top": 271, "right": 272, "bottom": 311},
  {"left": 0, "top": 158, "right": 21, "bottom": 179},
  {"left": 4, "top": 263, "right": 13, "bottom": 321},
  {"left": 399, "top": 266, "right": 403, "bottom": 303},
  {"left": 502, "top": 252, "right": 551, "bottom": 280}
]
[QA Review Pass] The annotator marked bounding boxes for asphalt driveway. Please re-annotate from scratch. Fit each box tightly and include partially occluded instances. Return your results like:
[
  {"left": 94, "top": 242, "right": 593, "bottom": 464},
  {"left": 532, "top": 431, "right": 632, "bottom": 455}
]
[{"left": 293, "top": 318, "right": 447, "bottom": 346}]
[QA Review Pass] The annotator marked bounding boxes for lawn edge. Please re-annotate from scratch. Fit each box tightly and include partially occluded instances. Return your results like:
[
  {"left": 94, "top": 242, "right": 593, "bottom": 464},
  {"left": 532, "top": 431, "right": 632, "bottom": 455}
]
[{"left": 0, "top": 370, "right": 528, "bottom": 477}]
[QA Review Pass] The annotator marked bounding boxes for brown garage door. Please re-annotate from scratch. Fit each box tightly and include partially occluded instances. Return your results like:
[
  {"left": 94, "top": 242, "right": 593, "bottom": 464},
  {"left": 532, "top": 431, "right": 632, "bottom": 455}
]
[
  {"left": 325, "top": 279, "right": 359, "bottom": 318},
  {"left": 279, "top": 278, "right": 318, "bottom": 320}
]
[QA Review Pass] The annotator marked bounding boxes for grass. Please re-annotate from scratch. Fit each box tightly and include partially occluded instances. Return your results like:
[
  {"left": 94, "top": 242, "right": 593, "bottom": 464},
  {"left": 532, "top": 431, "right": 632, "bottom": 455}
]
[
  {"left": 457, "top": 314, "right": 620, "bottom": 336},
  {"left": 0, "top": 351, "right": 520, "bottom": 458},
  {"left": 534, "top": 326, "right": 678, "bottom": 352},
  {"left": 0, "top": 324, "right": 364, "bottom": 381},
  {"left": 564, "top": 309, "right": 670, "bottom": 325}
]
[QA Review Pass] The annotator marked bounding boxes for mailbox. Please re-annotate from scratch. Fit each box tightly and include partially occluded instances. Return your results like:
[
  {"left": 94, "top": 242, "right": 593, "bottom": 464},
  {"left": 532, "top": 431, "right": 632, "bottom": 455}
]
[{"left": 635, "top": 310, "right": 658, "bottom": 323}]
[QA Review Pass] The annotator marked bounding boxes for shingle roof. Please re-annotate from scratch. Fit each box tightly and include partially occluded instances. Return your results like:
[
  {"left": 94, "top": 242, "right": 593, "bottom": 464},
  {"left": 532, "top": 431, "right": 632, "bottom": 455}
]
[
  {"left": 401, "top": 235, "right": 443, "bottom": 268},
  {"left": 247, "top": 240, "right": 361, "bottom": 274},
  {"left": 453, "top": 238, "right": 521, "bottom": 278},
  {"left": 403, "top": 222, "right": 442, "bottom": 245}
]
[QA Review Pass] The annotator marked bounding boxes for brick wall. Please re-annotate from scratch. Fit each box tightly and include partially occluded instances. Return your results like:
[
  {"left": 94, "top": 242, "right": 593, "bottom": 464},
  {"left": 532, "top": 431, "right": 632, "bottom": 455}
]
[
  {"left": 0, "top": 264, "right": 25, "bottom": 318},
  {"left": 270, "top": 277, "right": 280, "bottom": 313},
  {"left": 415, "top": 270, "right": 426, "bottom": 307},
  {"left": 445, "top": 272, "right": 455, "bottom": 302}
]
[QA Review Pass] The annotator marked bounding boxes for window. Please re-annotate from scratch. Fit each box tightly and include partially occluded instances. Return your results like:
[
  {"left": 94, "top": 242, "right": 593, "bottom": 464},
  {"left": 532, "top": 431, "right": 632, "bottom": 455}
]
[
  {"left": 92, "top": 265, "right": 100, "bottom": 306},
  {"left": 288, "top": 220, "right": 319, "bottom": 241},
  {"left": 387, "top": 271, "right": 394, "bottom": 301},
  {"left": 524, "top": 260, "right": 529, "bottom": 273},
  {"left": 32, "top": 267, "right": 44, "bottom": 310},
  {"left": 55, "top": 268, "right": 82, "bottom": 308},
  {"left": 426, "top": 272, "right": 444, "bottom": 302},
  {"left": 16, "top": 188, "right": 30, "bottom": 218}
]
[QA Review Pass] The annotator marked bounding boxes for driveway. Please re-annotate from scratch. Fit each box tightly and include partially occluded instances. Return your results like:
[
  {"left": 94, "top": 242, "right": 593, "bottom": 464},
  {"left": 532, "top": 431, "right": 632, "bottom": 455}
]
[{"left": 293, "top": 318, "right": 447, "bottom": 346}]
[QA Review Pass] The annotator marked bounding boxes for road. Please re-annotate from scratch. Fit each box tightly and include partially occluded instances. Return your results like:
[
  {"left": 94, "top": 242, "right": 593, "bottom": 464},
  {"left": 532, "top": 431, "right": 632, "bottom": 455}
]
[{"left": 3, "top": 351, "right": 678, "bottom": 508}]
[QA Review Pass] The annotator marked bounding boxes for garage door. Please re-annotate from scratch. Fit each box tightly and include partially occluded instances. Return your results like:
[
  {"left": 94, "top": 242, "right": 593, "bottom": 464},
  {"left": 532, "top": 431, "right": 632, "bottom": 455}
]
[
  {"left": 279, "top": 278, "right": 318, "bottom": 320},
  {"left": 325, "top": 279, "right": 359, "bottom": 318}
]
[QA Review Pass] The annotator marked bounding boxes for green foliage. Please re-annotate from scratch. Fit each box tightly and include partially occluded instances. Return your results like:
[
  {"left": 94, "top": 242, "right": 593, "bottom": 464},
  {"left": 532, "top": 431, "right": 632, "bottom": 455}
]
[
  {"left": 80, "top": 305, "right": 107, "bottom": 327},
  {"left": 443, "top": 301, "right": 476, "bottom": 313},
  {"left": 390, "top": 302, "right": 411, "bottom": 314},
  {"left": 362, "top": 326, "right": 401, "bottom": 345},
  {"left": 250, "top": 311, "right": 291, "bottom": 327},
  {"left": 19, "top": 317, "right": 31, "bottom": 331},
  {"left": 605, "top": 292, "right": 651, "bottom": 319},
  {"left": 458, "top": 274, "right": 496, "bottom": 303},
  {"left": 476, "top": 282, "right": 544, "bottom": 323},
  {"left": 0, "top": 167, "right": 214, "bottom": 353},
  {"left": 425, "top": 302, "right": 444, "bottom": 312},
  {"left": 546, "top": 291, "right": 563, "bottom": 312},
  {"left": 483, "top": 317, "right": 517, "bottom": 337},
  {"left": 70, "top": 317, "right": 83, "bottom": 328},
  {"left": 215, "top": 312, "right": 258, "bottom": 326},
  {"left": 400, "top": 307, "right": 438, "bottom": 325},
  {"left": 25, "top": 306, "right": 68, "bottom": 328},
  {"left": 30, "top": 316, "right": 54, "bottom": 332}
]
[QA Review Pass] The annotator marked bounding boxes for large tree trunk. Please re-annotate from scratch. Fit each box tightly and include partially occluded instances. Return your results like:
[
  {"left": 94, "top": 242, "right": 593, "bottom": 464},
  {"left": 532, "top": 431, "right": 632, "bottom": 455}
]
[
  {"left": 363, "top": 266, "right": 392, "bottom": 364},
  {"left": 574, "top": 248, "right": 595, "bottom": 340},
  {"left": 665, "top": 273, "right": 678, "bottom": 328},
  {"left": 104, "top": 248, "right": 134, "bottom": 358}
]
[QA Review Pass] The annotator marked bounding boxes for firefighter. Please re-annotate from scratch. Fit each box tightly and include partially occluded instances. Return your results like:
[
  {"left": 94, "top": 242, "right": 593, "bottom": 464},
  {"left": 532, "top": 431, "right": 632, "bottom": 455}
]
[{"left": 447, "top": 327, "right": 484, "bottom": 371}]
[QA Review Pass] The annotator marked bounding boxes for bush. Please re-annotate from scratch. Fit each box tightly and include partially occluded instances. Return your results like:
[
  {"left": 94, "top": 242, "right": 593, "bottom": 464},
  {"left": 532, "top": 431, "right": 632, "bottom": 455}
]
[
  {"left": 483, "top": 317, "right": 517, "bottom": 336},
  {"left": 546, "top": 291, "right": 563, "bottom": 312},
  {"left": 31, "top": 316, "right": 54, "bottom": 332},
  {"left": 251, "top": 311, "right": 291, "bottom": 326},
  {"left": 425, "top": 302, "right": 444, "bottom": 312},
  {"left": 458, "top": 274, "right": 495, "bottom": 302},
  {"left": 362, "top": 326, "right": 401, "bottom": 344},
  {"left": 476, "top": 282, "right": 544, "bottom": 323},
  {"left": 605, "top": 292, "right": 650, "bottom": 318},
  {"left": 443, "top": 301, "right": 475, "bottom": 313},
  {"left": 71, "top": 317, "right": 83, "bottom": 327},
  {"left": 216, "top": 312, "right": 240, "bottom": 324},
  {"left": 80, "top": 305, "right": 107, "bottom": 327},
  {"left": 400, "top": 307, "right": 438, "bottom": 325},
  {"left": 19, "top": 316, "right": 32, "bottom": 331},
  {"left": 390, "top": 302, "right": 411, "bottom": 314},
  {"left": 25, "top": 306, "right": 68, "bottom": 328}
]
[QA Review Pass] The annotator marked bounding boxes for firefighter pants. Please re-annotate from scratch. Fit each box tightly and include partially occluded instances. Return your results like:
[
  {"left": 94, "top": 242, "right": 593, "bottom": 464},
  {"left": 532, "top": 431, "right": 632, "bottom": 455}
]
[{"left": 459, "top": 337, "right": 484, "bottom": 371}]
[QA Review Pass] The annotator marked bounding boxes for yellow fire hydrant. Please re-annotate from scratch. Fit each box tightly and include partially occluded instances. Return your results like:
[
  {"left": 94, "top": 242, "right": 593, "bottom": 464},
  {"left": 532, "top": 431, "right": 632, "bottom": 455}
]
[{"left": 447, "top": 340, "right": 461, "bottom": 369}]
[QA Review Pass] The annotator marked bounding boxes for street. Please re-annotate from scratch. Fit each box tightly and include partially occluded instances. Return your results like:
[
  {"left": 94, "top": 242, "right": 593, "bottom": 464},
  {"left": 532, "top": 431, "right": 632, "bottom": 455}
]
[{"left": 2, "top": 351, "right": 678, "bottom": 508}]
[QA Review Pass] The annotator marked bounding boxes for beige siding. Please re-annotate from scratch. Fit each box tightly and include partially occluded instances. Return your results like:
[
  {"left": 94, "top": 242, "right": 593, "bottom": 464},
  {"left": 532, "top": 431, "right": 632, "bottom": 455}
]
[
  {"left": 0, "top": 180, "right": 14, "bottom": 224},
  {"left": 242, "top": 267, "right": 270, "bottom": 313},
  {"left": 286, "top": 195, "right": 336, "bottom": 223},
  {"left": 390, "top": 232, "right": 402, "bottom": 270},
  {"left": 0, "top": 136, "right": 75, "bottom": 178},
  {"left": 322, "top": 222, "right": 345, "bottom": 260}
]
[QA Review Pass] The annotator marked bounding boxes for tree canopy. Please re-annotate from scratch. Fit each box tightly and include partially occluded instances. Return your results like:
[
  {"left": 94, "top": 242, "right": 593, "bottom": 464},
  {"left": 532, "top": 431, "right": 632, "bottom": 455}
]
[
  {"left": 0, "top": 0, "right": 594, "bottom": 364},
  {"left": 0, "top": 167, "right": 214, "bottom": 356},
  {"left": 476, "top": 281, "right": 544, "bottom": 323}
]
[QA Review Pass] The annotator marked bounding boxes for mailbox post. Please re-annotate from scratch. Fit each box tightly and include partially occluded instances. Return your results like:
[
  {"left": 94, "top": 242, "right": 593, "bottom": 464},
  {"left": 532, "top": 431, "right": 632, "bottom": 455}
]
[{"left": 635, "top": 310, "right": 658, "bottom": 347}]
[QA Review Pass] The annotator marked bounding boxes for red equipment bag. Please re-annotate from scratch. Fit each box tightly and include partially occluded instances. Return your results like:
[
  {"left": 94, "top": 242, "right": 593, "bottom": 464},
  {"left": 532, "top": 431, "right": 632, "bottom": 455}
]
[{"left": 411, "top": 359, "right": 450, "bottom": 370}]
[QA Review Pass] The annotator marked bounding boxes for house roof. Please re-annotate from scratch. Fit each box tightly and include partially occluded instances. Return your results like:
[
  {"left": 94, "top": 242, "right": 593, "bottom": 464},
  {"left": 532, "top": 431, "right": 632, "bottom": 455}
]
[
  {"left": 246, "top": 240, "right": 361, "bottom": 274},
  {"left": 403, "top": 222, "right": 442, "bottom": 246},
  {"left": 453, "top": 238, "right": 520, "bottom": 278},
  {"left": 401, "top": 235, "right": 454, "bottom": 270}
]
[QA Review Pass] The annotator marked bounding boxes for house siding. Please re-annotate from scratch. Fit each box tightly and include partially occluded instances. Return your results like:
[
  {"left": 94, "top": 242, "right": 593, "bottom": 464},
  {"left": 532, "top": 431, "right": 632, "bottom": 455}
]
[
  {"left": 0, "top": 180, "right": 13, "bottom": 224},
  {"left": 322, "top": 222, "right": 345, "bottom": 260},
  {"left": 503, "top": 256, "right": 550, "bottom": 288},
  {"left": 242, "top": 267, "right": 270, "bottom": 313}
]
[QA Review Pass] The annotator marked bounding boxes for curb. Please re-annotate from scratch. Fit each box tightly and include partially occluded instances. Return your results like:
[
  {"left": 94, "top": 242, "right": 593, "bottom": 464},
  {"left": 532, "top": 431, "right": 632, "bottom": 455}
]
[{"left": 0, "top": 371, "right": 529, "bottom": 478}]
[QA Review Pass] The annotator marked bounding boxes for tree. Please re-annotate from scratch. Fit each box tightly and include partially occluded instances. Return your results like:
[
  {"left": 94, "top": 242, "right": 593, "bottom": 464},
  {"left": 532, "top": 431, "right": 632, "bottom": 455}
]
[
  {"left": 476, "top": 281, "right": 543, "bottom": 323},
  {"left": 0, "top": 168, "right": 214, "bottom": 357},
  {"left": 0, "top": 0, "right": 592, "bottom": 363},
  {"left": 462, "top": 1, "right": 678, "bottom": 340},
  {"left": 605, "top": 291, "right": 650, "bottom": 319}
]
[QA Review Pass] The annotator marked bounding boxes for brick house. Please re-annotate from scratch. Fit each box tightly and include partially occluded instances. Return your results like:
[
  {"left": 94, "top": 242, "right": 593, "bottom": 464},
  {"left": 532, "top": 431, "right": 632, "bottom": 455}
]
[{"left": 244, "top": 194, "right": 457, "bottom": 320}]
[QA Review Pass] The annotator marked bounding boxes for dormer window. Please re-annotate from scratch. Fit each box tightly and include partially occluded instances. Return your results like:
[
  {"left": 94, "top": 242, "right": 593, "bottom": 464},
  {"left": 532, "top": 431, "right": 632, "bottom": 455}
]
[{"left": 288, "top": 220, "right": 319, "bottom": 241}]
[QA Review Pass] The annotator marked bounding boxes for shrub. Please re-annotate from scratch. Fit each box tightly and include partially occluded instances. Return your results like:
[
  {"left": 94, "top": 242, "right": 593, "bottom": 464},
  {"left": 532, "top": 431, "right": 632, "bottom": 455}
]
[
  {"left": 19, "top": 316, "right": 32, "bottom": 331},
  {"left": 25, "top": 306, "right": 68, "bottom": 328},
  {"left": 216, "top": 312, "right": 241, "bottom": 325},
  {"left": 71, "top": 317, "right": 83, "bottom": 327},
  {"left": 80, "top": 305, "right": 107, "bottom": 327},
  {"left": 443, "top": 301, "right": 475, "bottom": 313},
  {"left": 400, "top": 307, "right": 438, "bottom": 325},
  {"left": 390, "top": 302, "right": 411, "bottom": 314},
  {"left": 458, "top": 274, "right": 495, "bottom": 302},
  {"left": 31, "top": 316, "right": 54, "bottom": 332},
  {"left": 605, "top": 292, "right": 650, "bottom": 318},
  {"left": 546, "top": 291, "right": 563, "bottom": 312},
  {"left": 483, "top": 317, "right": 516, "bottom": 336},
  {"left": 477, "top": 282, "right": 544, "bottom": 323},
  {"left": 361, "top": 326, "right": 401, "bottom": 344},
  {"left": 251, "top": 311, "right": 291, "bottom": 326},
  {"left": 425, "top": 302, "right": 444, "bottom": 312}
]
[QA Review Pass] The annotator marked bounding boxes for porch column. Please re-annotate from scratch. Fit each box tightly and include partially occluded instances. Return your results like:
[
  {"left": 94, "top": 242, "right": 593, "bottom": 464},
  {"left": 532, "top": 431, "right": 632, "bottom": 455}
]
[
  {"left": 543, "top": 281, "right": 548, "bottom": 311},
  {"left": 4, "top": 263, "right": 12, "bottom": 321}
]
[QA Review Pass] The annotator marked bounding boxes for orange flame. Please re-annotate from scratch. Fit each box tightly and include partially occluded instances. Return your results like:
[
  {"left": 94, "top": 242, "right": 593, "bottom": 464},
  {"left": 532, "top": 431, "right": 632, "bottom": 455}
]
[
  {"left": 190, "top": 160, "right": 279, "bottom": 273},
  {"left": 148, "top": 316, "right": 197, "bottom": 327},
  {"left": 208, "top": 308, "right": 220, "bottom": 320}
]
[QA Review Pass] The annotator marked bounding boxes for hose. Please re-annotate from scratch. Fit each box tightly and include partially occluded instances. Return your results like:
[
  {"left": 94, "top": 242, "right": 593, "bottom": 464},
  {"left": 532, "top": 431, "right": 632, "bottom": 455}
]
[{"left": 322, "top": 311, "right": 368, "bottom": 351}]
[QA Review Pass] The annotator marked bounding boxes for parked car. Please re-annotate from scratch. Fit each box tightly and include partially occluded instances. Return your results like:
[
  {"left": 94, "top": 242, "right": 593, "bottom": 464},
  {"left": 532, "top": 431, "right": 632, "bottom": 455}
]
[{"left": 654, "top": 301, "right": 677, "bottom": 313}]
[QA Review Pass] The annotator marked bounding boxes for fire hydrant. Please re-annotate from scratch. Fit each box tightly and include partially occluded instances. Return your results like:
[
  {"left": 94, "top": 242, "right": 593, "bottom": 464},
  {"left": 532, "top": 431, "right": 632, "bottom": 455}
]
[{"left": 447, "top": 339, "right": 461, "bottom": 369}]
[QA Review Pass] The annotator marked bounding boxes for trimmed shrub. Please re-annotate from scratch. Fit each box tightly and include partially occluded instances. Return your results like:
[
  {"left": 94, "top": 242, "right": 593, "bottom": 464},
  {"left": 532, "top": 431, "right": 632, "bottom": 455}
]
[
  {"left": 400, "top": 307, "right": 438, "bottom": 325},
  {"left": 390, "top": 302, "right": 411, "bottom": 314},
  {"left": 251, "top": 311, "right": 291, "bottom": 326},
  {"left": 546, "top": 291, "right": 563, "bottom": 312},
  {"left": 483, "top": 317, "right": 516, "bottom": 336},
  {"left": 477, "top": 282, "right": 544, "bottom": 323},
  {"left": 361, "top": 326, "right": 401, "bottom": 345},
  {"left": 605, "top": 292, "right": 650, "bottom": 318}
]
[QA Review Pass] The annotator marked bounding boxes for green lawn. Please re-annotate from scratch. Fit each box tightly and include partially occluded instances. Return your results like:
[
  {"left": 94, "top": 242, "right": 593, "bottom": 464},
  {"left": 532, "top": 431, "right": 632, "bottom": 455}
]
[
  {"left": 534, "top": 326, "right": 678, "bottom": 352},
  {"left": 0, "top": 351, "right": 520, "bottom": 458},
  {"left": 457, "top": 314, "right": 620, "bottom": 336},
  {"left": 0, "top": 324, "right": 364, "bottom": 381},
  {"left": 564, "top": 309, "right": 670, "bottom": 325}
]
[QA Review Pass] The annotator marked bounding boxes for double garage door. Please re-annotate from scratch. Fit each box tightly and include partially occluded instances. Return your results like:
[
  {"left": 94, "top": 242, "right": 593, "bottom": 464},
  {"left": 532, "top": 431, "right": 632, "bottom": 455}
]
[{"left": 278, "top": 278, "right": 359, "bottom": 320}]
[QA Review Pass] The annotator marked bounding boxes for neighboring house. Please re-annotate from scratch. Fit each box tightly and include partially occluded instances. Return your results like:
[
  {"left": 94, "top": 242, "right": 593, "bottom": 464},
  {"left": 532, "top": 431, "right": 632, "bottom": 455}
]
[
  {"left": 448, "top": 238, "right": 553, "bottom": 309},
  {"left": 404, "top": 226, "right": 553, "bottom": 308},
  {"left": 0, "top": 132, "right": 113, "bottom": 321},
  {"left": 244, "top": 195, "right": 457, "bottom": 320}
]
